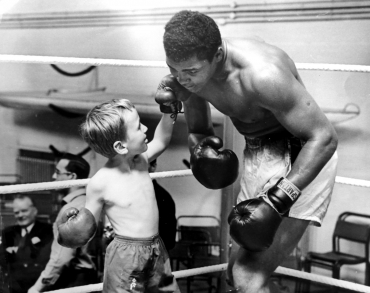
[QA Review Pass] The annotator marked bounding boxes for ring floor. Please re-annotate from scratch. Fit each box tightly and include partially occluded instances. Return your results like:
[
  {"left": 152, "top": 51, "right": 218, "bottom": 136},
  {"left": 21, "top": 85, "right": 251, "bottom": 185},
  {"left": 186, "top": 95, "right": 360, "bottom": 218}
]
[{"left": 177, "top": 274, "right": 361, "bottom": 293}]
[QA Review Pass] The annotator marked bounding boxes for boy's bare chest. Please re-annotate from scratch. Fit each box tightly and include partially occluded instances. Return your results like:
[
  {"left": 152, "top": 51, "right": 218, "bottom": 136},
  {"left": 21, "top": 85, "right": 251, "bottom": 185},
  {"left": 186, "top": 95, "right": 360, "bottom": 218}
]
[{"left": 104, "top": 172, "right": 154, "bottom": 207}]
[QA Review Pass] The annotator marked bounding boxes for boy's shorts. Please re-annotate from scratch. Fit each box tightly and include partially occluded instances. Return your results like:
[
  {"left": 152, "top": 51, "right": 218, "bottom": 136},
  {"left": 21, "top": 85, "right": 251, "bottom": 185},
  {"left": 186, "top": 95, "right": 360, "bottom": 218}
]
[
  {"left": 237, "top": 135, "right": 338, "bottom": 226},
  {"left": 103, "top": 234, "right": 180, "bottom": 293}
]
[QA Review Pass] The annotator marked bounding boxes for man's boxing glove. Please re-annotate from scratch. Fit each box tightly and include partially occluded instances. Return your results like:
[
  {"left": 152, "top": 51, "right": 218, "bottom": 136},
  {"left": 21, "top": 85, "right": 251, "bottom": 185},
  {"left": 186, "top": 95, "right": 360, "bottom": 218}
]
[
  {"left": 267, "top": 177, "right": 301, "bottom": 214},
  {"left": 228, "top": 198, "right": 282, "bottom": 251},
  {"left": 155, "top": 75, "right": 191, "bottom": 119},
  {"left": 57, "top": 207, "right": 97, "bottom": 249},
  {"left": 228, "top": 177, "right": 301, "bottom": 251},
  {"left": 190, "top": 136, "right": 239, "bottom": 190}
]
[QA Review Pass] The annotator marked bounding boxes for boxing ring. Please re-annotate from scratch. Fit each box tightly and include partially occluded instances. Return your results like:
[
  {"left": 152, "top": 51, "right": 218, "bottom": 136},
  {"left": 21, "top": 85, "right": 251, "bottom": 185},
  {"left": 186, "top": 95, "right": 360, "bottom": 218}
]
[
  {"left": 1, "top": 170, "right": 370, "bottom": 292},
  {"left": 0, "top": 55, "right": 370, "bottom": 292}
]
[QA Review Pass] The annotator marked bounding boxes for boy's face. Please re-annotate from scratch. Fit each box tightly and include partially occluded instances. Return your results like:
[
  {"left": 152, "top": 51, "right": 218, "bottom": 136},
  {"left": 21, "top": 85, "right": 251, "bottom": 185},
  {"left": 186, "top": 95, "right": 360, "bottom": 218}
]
[
  {"left": 166, "top": 53, "right": 219, "bottom": 94},
  {"left": 124, "top": 109, "right": 148, "bottom": 155}
]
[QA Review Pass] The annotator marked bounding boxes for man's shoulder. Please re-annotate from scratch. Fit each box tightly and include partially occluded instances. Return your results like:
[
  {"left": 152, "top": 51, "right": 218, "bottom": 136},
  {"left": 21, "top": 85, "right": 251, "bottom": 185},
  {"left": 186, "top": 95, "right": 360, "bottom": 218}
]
[
  {"left": 34, "top": 220, "right": 53, "bottom": 230},
  {"left": 2, "top": 225, "right": 18, "bottom": 236}
]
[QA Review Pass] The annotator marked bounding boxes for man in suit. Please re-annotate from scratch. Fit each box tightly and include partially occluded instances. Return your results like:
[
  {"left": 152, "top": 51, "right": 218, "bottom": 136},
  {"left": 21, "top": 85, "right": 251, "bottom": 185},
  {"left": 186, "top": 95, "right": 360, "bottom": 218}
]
[
  {"left": 0, "top": 195, "right": 53, "bottom": 293},
  {"left": 28, "top": 153, "right": 98, "bottom": 293}
]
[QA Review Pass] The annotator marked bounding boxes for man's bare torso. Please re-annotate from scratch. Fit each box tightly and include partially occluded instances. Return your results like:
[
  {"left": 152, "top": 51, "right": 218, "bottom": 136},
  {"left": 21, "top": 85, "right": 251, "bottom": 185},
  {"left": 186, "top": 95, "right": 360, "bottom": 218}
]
[{"left": 192, "top": 38, "right": 303, "bottom": 138}]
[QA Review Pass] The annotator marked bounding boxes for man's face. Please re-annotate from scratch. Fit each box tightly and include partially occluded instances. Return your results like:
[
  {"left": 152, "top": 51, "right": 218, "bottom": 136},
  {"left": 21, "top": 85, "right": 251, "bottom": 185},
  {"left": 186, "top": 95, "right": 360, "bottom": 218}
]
[
  {"left": 13, "top": 198, "right": 37, "bottom": 228},
  {"left": 52, "top": 159, "right": 73, "bottom": 182},
  {"left": 166, "top": 54, "right": 218, "bottom": 93}
]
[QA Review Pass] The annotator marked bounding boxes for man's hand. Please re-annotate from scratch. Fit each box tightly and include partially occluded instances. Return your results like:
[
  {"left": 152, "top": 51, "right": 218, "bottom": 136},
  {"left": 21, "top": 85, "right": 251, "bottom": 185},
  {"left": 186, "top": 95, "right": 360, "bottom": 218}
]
[
  {"left": 190, "top": 136, "right": 239, "bottom": 189},
  {"left": 28, "top": 286, "right": 40, "bottom": 293},
  {"left": 228, "top": 177, "right": 301, "bottom": 251}
]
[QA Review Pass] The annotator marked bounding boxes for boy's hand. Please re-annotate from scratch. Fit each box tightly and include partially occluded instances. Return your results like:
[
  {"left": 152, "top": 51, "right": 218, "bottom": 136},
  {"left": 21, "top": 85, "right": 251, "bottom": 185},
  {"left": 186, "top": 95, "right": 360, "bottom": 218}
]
[
  {"left": 57, "top": 207, "right": 97, "bottom": 248},
  {"left": 155, "top": 75, "right": 190, "bottom": 120}
]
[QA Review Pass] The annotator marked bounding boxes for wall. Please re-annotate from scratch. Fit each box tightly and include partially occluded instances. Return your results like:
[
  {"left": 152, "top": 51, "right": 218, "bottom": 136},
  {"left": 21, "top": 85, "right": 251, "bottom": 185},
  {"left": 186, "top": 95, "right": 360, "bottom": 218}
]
[{"left": 0, "top": 0, "right": 370, "bottom": 283}]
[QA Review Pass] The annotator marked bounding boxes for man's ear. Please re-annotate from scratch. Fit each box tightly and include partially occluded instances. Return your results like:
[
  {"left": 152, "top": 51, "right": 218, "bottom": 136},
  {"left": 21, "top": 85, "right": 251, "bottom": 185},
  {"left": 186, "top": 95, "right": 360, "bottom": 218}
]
[
  {"left": 70, "top": 172, "right": 78, "bottom": 180},
  {"left": 214, "top": 46, "right": 224, "bottom": 63},
  {"left": 113, "top": 141, "right": 128, "bottom": 155}
]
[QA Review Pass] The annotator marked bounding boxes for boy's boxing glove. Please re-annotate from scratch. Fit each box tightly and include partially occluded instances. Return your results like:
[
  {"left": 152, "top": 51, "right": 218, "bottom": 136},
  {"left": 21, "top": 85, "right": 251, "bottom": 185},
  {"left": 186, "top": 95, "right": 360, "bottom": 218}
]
[
  {"left": 155, "top": 75, "right": 191, "bottom": 118},
  {"left": 57, "top": 207, "right": 97, "bottom": 248}
]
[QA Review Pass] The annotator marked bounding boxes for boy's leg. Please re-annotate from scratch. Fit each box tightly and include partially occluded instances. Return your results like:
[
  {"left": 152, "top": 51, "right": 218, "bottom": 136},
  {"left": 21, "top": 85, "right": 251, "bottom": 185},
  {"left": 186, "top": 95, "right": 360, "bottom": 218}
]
[
  {"left": 148, "top": 237, "right": 180, "bottom": 293},
  {"left": 229, "top": 217, "right": 309, "bottom": 293}
]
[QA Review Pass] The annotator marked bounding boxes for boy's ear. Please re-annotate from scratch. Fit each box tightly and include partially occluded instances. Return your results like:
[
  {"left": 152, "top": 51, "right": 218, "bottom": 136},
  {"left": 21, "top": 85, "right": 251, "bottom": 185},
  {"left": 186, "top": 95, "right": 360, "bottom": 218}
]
[{"left": 113, "top": 141, "right": 128, "bottom": 155}]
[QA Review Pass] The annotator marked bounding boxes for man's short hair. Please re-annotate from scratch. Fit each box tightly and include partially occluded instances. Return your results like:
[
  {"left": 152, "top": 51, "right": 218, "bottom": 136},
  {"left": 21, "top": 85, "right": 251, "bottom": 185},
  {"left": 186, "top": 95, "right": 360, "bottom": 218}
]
[
  {"left": 80, "top": 99, "right": 135, "bottom": 158},
  {"left": 163, "top": 10, "right": 222, "bottom": 63},
  {"left": 13, "top": 194, "right": 35, "bottom": 206},
  {"left": 60, "top": 153, "right": 90, "bottom": 179}
]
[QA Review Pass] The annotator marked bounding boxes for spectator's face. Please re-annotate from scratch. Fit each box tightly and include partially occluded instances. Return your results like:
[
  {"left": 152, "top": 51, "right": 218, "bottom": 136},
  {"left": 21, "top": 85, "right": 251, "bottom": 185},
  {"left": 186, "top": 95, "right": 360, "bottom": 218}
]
[
  {"left": 13, "top": 198, "right": 37, "bottom": 228},
  {"left": 52, "top": 159, "right": 73, "bottom": 181}
]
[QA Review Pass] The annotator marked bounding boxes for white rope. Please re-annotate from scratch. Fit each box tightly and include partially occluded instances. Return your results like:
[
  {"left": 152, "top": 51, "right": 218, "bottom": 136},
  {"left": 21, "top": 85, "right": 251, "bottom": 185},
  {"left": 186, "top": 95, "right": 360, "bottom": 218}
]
[
  {"left": 335, "top": 176, "right": 370, "bottom": 188},
  {"left": 0, "top": 54, "right": 369, "bottom": 73},
  {"left": 0, "top": 169, "right": 193, "bottom": 194},
  {"left": 275, "top": 266, "right": 370, "bottom": 293},
  {"left": 45, "top": 263, "right": 370, "bottom": 293},
  {"left": 0, "top": 170, "right": 369, "bottom": 194}
]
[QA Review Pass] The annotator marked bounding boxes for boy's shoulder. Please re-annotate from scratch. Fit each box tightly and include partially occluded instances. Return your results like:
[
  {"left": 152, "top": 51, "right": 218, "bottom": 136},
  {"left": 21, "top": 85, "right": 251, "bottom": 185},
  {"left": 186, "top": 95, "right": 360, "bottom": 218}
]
[{"left": 87, "top": 167, "right": 110, "bottom": 191}]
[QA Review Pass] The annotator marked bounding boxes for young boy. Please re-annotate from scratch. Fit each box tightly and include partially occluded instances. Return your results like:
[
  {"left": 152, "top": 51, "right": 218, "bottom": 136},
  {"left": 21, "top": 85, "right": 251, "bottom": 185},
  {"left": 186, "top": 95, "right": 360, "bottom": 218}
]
[{"left": 57, "top": 99, "right": 180, "bottom": 293}]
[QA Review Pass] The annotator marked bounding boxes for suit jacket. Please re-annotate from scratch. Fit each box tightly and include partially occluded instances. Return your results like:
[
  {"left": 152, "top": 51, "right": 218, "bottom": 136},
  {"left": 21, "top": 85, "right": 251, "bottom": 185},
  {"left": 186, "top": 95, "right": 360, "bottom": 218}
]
[{"left": 0, "top": 221, "right": 53, "bottom": 293}]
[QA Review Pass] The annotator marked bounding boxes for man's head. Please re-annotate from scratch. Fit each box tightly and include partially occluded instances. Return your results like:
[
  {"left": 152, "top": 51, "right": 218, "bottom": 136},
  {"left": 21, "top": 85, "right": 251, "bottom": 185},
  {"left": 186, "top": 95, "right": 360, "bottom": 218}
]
[
  {"left": 13, "top": 195, "right": 38, "bottom": 228},
  {"left": 163, "top": 10, "right": 222, "bottom": 63},
  {"left": 53, "top": 153, "right": 90, "bottom": 181},
  {"left": 163, "top": 11, "right": 224, "bottom": 94},
  {"left": 80, "top": 99, "right": 147, "bottom": 158}
]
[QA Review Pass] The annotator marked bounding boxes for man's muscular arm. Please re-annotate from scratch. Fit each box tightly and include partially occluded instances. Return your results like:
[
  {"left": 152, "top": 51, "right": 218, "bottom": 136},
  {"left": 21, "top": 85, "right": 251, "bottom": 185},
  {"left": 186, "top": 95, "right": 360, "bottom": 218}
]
[
  {"left": 254, "top": 64, "right": 338, "bottom": 191},
  {"left": 183, "top": 94, "right": 215, "bottom": 152}
]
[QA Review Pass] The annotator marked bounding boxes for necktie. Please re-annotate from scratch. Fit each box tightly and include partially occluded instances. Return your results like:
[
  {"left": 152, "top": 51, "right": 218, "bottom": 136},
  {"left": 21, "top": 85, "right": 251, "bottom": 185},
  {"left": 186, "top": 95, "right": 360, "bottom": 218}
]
[{"left": 18, "top": 228, "right": 28, "bottom": 249}]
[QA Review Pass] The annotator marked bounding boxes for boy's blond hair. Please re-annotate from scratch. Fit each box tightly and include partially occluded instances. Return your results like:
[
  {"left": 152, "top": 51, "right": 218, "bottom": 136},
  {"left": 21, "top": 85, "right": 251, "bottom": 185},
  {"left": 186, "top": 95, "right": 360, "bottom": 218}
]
[{"left": 80, "top": 99, "right": 135, "bottom": 158}]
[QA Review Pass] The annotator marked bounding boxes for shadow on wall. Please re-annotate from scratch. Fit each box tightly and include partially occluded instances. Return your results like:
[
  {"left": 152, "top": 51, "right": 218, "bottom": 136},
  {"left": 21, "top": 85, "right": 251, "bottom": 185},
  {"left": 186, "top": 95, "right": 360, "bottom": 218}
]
[
  {"left": 334, "top": 123, "right": 364, "bottom": 144},
  {"left": 13, "top": 109, "right": 84, "bottom": 138}
]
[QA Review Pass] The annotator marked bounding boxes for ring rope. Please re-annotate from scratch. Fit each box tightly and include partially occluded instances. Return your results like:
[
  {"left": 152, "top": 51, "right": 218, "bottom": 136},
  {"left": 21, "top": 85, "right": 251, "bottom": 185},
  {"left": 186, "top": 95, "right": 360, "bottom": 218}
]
[
  {"left": 0, "top": 170, "right": 369, "bottom": 194},
  {"left": 0, "top": 170, "right": 193, "bottom": 194},
  {"left": 335, "top": 176, "right": 370, "bottom": 188},
  {"left": 0, "top": 54, "right": 369, "bottom": 73},
  {"left": 45, "top": 264, "right": 370, "bottom": 293}
]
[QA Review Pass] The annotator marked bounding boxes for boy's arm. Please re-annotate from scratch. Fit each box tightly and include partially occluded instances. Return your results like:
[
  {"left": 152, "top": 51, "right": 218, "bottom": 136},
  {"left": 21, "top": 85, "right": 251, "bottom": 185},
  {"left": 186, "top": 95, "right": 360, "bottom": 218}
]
[{"left": 146, "top": 113, "right": 175, "bottom": 162}]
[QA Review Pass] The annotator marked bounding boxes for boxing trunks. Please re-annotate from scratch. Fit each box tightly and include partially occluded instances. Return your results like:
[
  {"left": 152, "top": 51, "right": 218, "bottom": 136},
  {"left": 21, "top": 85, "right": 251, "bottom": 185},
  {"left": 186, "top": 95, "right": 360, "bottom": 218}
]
[
  {"left": 103, "top": 233, "right": 180, "bottom": 293},
  {"left": 237, "top": 134, "right": 338, "bottom": 226}
]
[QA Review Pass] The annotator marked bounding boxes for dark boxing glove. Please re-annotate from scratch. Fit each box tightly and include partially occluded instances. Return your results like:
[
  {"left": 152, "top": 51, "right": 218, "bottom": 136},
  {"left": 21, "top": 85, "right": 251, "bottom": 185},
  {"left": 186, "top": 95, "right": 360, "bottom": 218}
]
[
  {"left": 155, "top": 75, "right": 191, "bottom": 120},
  {"left": 57, "top": 207, "right": 97, "bottom": 248},
  {"left": 267, "top": 177, "right": 301, "bottom": 214},
  {"left": 228, "top": 197, "right": 282, "bottom": 251},
  {"left": 190, "top": 136, "right": 239, "bottom": 190},
  {"left": 228, "top": 177, "right": 301, "bottom": 251}
]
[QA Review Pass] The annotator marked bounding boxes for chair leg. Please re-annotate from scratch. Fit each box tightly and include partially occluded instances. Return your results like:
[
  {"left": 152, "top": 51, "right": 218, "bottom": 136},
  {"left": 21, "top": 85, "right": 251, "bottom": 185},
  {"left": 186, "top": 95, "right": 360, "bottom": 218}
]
[
  {"left": 365, "top": 262, "right": 370, "bottom": 286},
  {"left": 187, "top": 277, "right": 192, "bottom": 293},
  {"left": 332, "top": 264, "right": 340, "bottom": 279},
  {"left": 208, "top": 277, "right": 213, "bottom": 293},
  {"left": 301, "top": 260, "right": 311, "bottom": 293}
]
